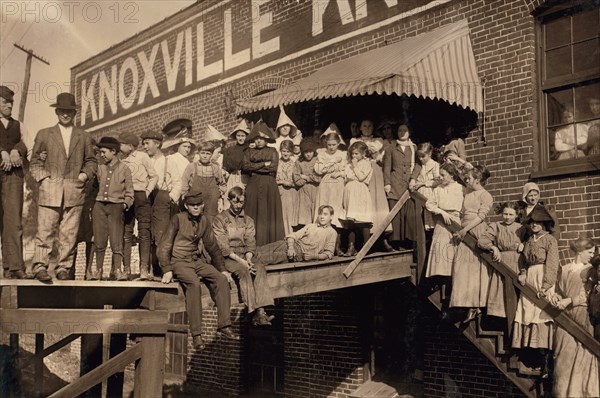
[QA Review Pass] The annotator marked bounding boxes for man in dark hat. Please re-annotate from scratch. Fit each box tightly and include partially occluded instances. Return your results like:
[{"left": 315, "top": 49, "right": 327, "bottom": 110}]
[
  {"left": 29, "top": 92, "right": 98, "bottom": 281},
  {"left": 158, "top": 189, "right": 238, "bottom": 349},
  {"left": 0, "top": 85, "right": 29, "bottom": 278},
  {"left": 142, "top": 129, "right": 182, "bottom": 277}
]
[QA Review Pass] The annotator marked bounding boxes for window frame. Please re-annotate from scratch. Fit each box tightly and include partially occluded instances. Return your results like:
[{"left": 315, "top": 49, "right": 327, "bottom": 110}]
[{"left": 533, "top": 2, "right": 600, "bottom": 177}]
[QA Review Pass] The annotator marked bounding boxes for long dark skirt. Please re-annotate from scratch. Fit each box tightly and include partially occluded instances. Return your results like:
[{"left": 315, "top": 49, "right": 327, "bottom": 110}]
[
  {"left": 388, "top": 197, "right": 416, "bottom": 242},
  {"left": 245, "top": 173, "right": 285, "bottom": 246}
]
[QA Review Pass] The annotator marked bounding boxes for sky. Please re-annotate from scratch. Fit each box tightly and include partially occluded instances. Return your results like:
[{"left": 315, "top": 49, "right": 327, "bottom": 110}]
[{"left": 0, "top": 0, "right": 196, "bottom": 136}]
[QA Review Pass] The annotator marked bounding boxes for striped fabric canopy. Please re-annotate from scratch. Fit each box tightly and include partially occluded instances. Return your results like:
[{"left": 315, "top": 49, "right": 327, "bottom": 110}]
[{"left": 236, "top": 20, "right": 483, "bottom": 114}]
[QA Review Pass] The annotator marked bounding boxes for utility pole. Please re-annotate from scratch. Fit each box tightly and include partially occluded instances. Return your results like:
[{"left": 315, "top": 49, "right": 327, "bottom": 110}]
[{"left": 13, "top": 43, "right": 50, "bottom": 122}]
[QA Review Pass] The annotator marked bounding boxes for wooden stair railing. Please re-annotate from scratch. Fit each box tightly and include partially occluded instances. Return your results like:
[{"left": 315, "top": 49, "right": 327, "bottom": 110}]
[
  {"left": 343, "top": 190, "right": 410, "bottom": 278},
  {"left": 409, "top": 191, "right": 600, "bottom": 358}
]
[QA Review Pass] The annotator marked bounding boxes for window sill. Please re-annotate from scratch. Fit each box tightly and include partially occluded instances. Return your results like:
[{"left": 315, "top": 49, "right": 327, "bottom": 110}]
[{"left": 531, "top": 159, "right": 600, "bottom": 179}]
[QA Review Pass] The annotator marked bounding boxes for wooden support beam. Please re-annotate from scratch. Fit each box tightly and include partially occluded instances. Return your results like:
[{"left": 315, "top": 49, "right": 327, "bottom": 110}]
[
  {"left": 0, "top": 280, "right": 179, "bottom": 289},
  {"left": 134, "top": 336, "right": 166, "bottom": 398},
  {"left": 35, "top": 334, "right": 44, "bottom": 396},
  {"left": 17, "top": 334, "right": 82, "bottom": 371},
  {"left": 48, "top": 343, "right": 143, "bottom": 398},
  {"left": 0, "top": 309, "right": 169, "bottom": 334},
  {"left": 269, "top": 253, "right": 413, "bottom": 298},
  {"left": 343, "top": 191, "right": 410, "bottom": 278}
]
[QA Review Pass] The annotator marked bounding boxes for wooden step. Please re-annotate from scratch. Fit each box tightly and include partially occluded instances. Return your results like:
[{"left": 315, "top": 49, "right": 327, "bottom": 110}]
[{"left": 422, "top": 293, "right": 536, "bottom": 398}]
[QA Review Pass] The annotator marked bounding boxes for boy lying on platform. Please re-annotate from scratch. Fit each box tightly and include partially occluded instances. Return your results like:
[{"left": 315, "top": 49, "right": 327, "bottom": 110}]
[
  {"left": 256, "top": 205, "right": 337, "bottom": 264},
  {"left": 158, "top": 189, "right": 238, "bottom": 349}
]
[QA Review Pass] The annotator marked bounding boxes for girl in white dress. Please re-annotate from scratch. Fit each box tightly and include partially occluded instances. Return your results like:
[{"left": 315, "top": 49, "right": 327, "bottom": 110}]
[{"left": 341, "top": 141, "right": 373, "bottom": 256}]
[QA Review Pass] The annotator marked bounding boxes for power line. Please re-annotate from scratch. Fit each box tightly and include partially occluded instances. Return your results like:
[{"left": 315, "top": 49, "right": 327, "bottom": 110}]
[
  {"left": 1, "top": 0, "right": 30, "bottom": 39},
  {"left": 1, "top": 20, "right": 35, "bottom": 68}
]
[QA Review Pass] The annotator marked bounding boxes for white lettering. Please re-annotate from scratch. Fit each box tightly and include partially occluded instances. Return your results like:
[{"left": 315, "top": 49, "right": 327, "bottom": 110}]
[
  {"left": 196, "top": 22, "right": 223, "bottom": 80},
  {"left": 224, "top": 8, "right": 250, "bottom": 70},
  {"left": 312, "top": 0, "right": 354, "bottom": 36},
  {"left": 251, "top": 0, "right": 280, "bottom": 59},
  {"left": 118, "top": 57, "right": 138, "bottom": 110},
  {"left": 184, "top": 27, "right": 193, "bottom": 86},
  {"left": 161, "top": 31, "right": 184, "bottom": 92},
  {"left": 355, "top": 0, "right": 367, "bottom": 20},
  {"left": 98, "top": 65, "right": 118, "bottom": 119},
  {"left": 80, "top": 74, "right": 98, "bottom": 126},
  {"left": 138, "top": 44, "right": 160, "bottom": 104}
]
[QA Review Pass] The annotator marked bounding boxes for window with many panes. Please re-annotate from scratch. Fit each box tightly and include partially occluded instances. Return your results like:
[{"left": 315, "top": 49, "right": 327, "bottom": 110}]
[{"left": 537, "top": 2, "right": 600, "bottom": 175}]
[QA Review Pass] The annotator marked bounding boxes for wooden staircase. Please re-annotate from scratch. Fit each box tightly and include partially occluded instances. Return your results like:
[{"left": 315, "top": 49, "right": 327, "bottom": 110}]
[
  {"left": 423, "top": 286, "right": 539, "bottom": 397},
  {"left": 346, "top": 192, "right": 600, "bottom": 398},
  {"left": 408, "top": 190, "right": 600, "bottom": 398}
]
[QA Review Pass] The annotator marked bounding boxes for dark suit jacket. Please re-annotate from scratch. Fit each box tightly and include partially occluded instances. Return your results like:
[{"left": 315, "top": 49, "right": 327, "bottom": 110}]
[{"left": 30, "top": 124, "right": 97, "bottom": 207}]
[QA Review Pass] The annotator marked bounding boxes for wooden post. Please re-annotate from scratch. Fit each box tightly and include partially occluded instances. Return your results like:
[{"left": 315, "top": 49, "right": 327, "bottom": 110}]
[
  {"left": 134, "top": 336, "right": 166, "bottom": 398},
  {"left": 35, "top": 334, "right": 44, "bottom": 397},
  {"left": 13, "top": 44, "right": 50, "bottom": 122},
  {"left": 80, "top": 335, "right": 102, "bottom": 397},
  {"left": 106, "top": 334, "right": 127, "bottom": 397},
  {"left": 413, "top": 194, "right": 427, "bottom": 285},
  {"left": 343, "top": 191, "right": 410, "bottom": 278},
  {"left": 101, "top": 304, "right": 111, "bottom": 398}
]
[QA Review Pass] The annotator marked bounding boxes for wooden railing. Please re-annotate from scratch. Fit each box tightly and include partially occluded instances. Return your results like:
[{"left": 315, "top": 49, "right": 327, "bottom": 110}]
[
  {"left": 409, "top": 191, "right": 600, "bottom": 358},
  {"left": 343, "top": 190, "right": 600, "bottom": 358}
]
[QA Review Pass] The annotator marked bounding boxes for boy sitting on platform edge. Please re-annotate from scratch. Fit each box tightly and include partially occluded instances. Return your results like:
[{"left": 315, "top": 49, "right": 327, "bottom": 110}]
[
  {"left": 158, "top": 188, "right": 238, "bottom": 350},
  {"left": 257, "top": 205, "right": 337, "bottom": 264}
]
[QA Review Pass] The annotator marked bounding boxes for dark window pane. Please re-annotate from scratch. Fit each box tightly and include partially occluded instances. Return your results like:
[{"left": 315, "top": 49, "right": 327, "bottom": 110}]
[
  {"left": 546, "top": 89, "right": 574, "bottom": 126},
  {"left": 573, "top": 38, "right": 600, "bottom": 74},
  {"left": 587, "top": 118, "right": 600, "bottom": 156},
  {"left": 573, "top": 9, "right": 599, "bottom": 42},
  {"left": 545, "top": 17, "right": 571, "bottom": 49},
  {"left": 546, "top": 46, "right": 572, "bottom": 79},
  {"left": 574, "top": 82, "right": 600, "bottom": 121}
]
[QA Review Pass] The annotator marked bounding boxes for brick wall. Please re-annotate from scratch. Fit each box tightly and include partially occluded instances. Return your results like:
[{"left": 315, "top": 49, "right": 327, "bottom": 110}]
[
  {"left": 421, "top": 301, "right": 526, "bottom": 398},
  {"left": 75, "top": 0, "right": 599, "bottom": 262},
  {"left": 185, "top": 302, "right": 247, "bottom": 395},
  {"left": 283, "top": 290, "right": 365, "bottom": 398}
]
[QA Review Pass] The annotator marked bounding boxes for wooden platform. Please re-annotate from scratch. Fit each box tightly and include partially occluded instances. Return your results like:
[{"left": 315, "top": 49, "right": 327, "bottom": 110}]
[{"left": 143, "top": 250, "right": 414, "bottom": 313}]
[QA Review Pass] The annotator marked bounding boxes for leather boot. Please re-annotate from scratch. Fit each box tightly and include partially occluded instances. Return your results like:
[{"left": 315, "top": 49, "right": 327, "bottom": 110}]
[
  {"left": 139, "top": 264, "right": 149, "bottom": 281},
  {"left": 334, "top": 238, "right": 344, "bottom": 257},
  {"left": 345, "top": 242, "right": 357, "bottom": 257}
]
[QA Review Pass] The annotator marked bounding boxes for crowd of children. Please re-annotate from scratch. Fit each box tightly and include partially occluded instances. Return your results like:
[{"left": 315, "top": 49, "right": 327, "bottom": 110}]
[{"left": 10, "top": 92, "right": 599, "bottom": 393}]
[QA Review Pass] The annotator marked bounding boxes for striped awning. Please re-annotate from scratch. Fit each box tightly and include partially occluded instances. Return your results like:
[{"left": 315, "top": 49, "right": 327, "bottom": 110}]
[{"left": 236, "top": 20, "right": 482, "bottom": 113}]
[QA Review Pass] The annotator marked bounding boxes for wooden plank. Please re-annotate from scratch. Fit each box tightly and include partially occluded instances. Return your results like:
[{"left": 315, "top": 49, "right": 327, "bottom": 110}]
[
  {"left": 107, "top": 334, "right": 127, "bottom": 398},
  {"left": 425, "top": 293, "right": 536, "bottom": 398},
  {"left": 459, "top": 228, "right": 600, "bottom": 358},
  {"left": 49, "top": 342, "right": 143, "bottom": 398},
  {"left": 0, "top": 309, "right": 169, "bottom": 334},
  {"left": 412, "top": 189, "right": 600, "bottom": 359},
  {"left": 0, "top": 280, "right": 179, "bottom": 289},
  {"left": 413, "top": 194, "right": 427, "bottom": 285},
  {"left": 266, "top": 250, "right": 408, "bottom": 272},
  {"left": 80, "top": 334, "right": 103, "bottom": 397},
  {"left": 344, "top": 191, "right": 410, "bottom": 278},
  {"left": 101, "top": 305, "right": 112, "bottom": 398},
  {"left": 35, "top": 334, "right": 44, "bottom": 396},
  {"left": 269, "top": 253, "right": 413, "bottom": 298},
  {"left": 18, "top": 334, "right": 82, "bottom": 371},
  {"left": 134, "top": 336, "right": 165, "bottom": 398},
  {"left": 0, "top": 284, "right": 18, "bottom": 308}
]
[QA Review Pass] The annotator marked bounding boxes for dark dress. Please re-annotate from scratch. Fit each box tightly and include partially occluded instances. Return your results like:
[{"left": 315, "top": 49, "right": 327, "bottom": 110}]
[
  {"left": 223, "top": 143, "right": 250, "bottom": 191},
  {"left": 382, "top": 141, "right": 420, "bottom": 242},
  {"left": 241, "top": 146, "right": 284, "bottom": 246}
]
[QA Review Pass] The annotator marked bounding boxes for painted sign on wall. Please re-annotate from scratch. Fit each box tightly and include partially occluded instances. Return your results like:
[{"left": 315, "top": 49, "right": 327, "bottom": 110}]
[{"left": 74, "top": 0, "right": 442, "bottom": 129}]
